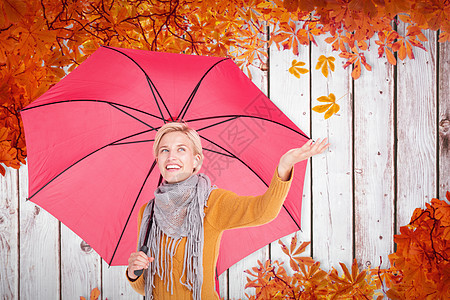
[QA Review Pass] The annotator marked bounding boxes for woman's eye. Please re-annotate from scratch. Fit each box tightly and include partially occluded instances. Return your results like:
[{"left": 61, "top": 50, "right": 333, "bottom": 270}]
[
  {"left": 160, "top": 149, "right": 168, "bottom": 153},
  {"left": 178, "top": 148, "right": 185, "bottom": 151}
]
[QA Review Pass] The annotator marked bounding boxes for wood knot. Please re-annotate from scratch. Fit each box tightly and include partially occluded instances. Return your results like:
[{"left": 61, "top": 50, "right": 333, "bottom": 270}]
[
  {"left": 439, "top": 119, "right": 449, "bottom": 134},
  {"left": 260, "top": 62, "right": 268, "bottom": 71},
  {"left": 80, "top": 240, "right": 93, "bottom": 253}
]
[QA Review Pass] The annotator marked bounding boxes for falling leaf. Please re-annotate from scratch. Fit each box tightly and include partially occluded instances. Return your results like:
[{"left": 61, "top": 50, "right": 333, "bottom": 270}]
[
  {"left": 289, "top": 59, "right": 309, "bottom": 78},
  {"left": 315, "top": 55, "right": 335, "bottom": 77},
  {"left": 313, "top": 93, "right": 340, "bottom": 119}
]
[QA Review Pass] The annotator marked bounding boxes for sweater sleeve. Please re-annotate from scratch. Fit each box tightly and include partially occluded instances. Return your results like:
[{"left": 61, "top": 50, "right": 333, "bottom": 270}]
[
  {"left": 125, "top": 203, "right": 147, "bottom": 295},
  {"left": 204, "top": 166, "right": 294, "bottom": 231}
]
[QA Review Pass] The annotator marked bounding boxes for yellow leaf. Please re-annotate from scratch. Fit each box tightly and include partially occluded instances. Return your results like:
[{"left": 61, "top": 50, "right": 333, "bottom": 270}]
[
  {"left": 312, "top": 104, "right": 332, "bottom": 113},
  {"left": 315, "top": 55, "right": 335, "bottom": 78},
  {"left": 288, "top": 59, "right": 309, "bottom": 78},
  {"left": 313, "top": 93, "right": 340, "bottom": 119},
  {"left": 315, "top": 55, "right": 326, "bottom": 69}
]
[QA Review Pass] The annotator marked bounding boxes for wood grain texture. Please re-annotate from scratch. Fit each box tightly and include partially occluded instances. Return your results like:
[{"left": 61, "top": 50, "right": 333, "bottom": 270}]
[
  {"left": 0, "top": 167, "right": 19, "bottom": 300},
  {"left": 18, "top": 163, "right": 60, "bottom": 299},
  {"left": 102, "top": 262, "right": 143, "bottom": 300},
  {"left": 227, "top": 41, "right": 270, "bottom": 299},
  {"left": 311, "top": 34, "right": 354, "bottom": 271},
  {"left": 396, "top": 26, "right": 437, "bottom": 229},
  {"left": 268, "top": 35, "right": 312, "bottom": 274},
  {"left": 354, "top": 39, "right": 395, "bottom": 269},
  {"left": 61, "top": 225, "right": 101, "bottom": 299},
  {"left": 438, "top": 40, "right": 450, "bottom": 199}
]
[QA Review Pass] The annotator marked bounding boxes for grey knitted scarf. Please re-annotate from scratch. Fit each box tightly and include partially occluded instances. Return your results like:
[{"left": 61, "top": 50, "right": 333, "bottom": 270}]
[{"left": 138, "top": 173, "right": 216, "bottom": 299}]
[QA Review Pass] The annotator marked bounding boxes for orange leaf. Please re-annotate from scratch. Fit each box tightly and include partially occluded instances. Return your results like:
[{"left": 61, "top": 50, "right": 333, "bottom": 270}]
[
  {"left": 90, "top": 287, "right": 100, "bottom": 300},
  {"left": 385, "top": 48, "right": 397, "bottom": 65},
  {"left": 293, "top": 241, "right": 310, "bottom": 256},
  {"left": 351, "top": 59, "right": 361, "bottom": 79},
  {"left": 290, "top": 234, "right": 297, "bottom": 253},
  {"left": 3, "top": 0, "right": 26, "bottom": 22}
]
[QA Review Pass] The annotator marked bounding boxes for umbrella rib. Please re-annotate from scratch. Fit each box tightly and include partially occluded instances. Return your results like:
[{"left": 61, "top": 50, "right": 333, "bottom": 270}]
[
  {"left": 199, "top": 129, "right": 302, "bottom": 231},
  {"left": 109, "top": 103, "right": 156, "bottom": 129},
  {"left": 146, "top": 75, "right": 172, "bottom": 122},
  {"left": 26, "top": 127, "right": 157, "bottom": 201},
  {"left": 177, "top": 58, "right": 230, "bottom": 121},
  {"left": 202, "top": 147, "right": 235, "bottom": 158},
  {"left": 198, "top": 134, "right": 268, "bottom": 188},
  {"left": 109, "top": 159, "right": 158, "bottom": 266},
  {"left": 19, "top": 99, "right": 164, "bottom": 123},
  {"left": 187, "top": 114, "right": 310, "bottom": 139},
  {"left": 195, "top": 115, "right": 239, "bottom": 132},
  {"left": 101, "top": 46, "right": 174, "bottom": 122},
  {"left": 112, "top": 139, "right": 154, "bottom": 146}
]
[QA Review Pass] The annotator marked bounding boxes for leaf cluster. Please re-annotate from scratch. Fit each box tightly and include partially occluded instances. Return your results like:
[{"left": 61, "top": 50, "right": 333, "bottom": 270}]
[
  {"left": 379, "top": 191, "right": 450, "bottom": 299},
  {"left": 277, "top": 0, "right": 449, "bottom": 79},
  {"left": 0, "top": 0, "right": 448, "bottom": 176},
  {"left": 244, "top": 192, "right": 450, "bottom": 299}
]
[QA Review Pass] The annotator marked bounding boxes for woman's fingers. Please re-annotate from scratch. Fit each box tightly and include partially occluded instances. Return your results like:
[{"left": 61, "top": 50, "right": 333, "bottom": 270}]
[
  {"left": 128, "top": 251, "right": 154, "bottom": 271},
  {"left": 310, "top": 138, "right": 329, "bottom": 154},
  {"left": 127, "top": 251, "right": 155, "bottom": 279}
]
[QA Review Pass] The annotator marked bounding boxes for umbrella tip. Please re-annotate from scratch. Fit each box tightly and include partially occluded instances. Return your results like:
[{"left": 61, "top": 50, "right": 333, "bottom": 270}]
[{"left": 165, "top": 117, "right": 180, "bottom": 123}]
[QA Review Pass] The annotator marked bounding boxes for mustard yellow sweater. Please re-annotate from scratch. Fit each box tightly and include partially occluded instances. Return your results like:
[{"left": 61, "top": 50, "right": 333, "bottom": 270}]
[{"left": 126, "top": 167, "right": 293, "bottom": 299}]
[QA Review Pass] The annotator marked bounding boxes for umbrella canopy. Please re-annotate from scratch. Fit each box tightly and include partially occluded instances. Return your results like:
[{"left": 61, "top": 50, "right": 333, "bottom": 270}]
[{"left": 20, "top": 46, "right": 309, "bottom": 275}]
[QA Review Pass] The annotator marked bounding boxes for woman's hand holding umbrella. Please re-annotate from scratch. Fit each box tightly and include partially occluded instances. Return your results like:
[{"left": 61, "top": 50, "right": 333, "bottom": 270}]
[
  {"left": 127, "top": 251, "right": 154, "bottom": 279},
  {"left": 278, "top": 138, "right": 330, "bottom": 181}
]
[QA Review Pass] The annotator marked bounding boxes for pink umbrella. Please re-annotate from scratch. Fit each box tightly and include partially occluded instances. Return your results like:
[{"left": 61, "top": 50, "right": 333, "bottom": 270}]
[{"left": 20, "top": 46, "right": 309, "bottom": 277}]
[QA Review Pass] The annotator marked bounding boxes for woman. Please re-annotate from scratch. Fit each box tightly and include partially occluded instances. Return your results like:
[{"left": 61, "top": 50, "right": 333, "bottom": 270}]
[{"left": 126, "top": 122, "right": 329, "bottom": 299}]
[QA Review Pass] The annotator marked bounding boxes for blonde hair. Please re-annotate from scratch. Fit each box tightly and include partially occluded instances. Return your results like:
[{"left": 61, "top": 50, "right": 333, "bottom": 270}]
[{"left": 153, "top": 122, "right": 203, "bottom": 172}]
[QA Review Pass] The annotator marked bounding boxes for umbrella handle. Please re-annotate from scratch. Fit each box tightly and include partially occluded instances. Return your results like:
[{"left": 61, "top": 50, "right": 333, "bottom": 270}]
[{"left": 133, "top": 245, "right": 149, "bottom": 277}]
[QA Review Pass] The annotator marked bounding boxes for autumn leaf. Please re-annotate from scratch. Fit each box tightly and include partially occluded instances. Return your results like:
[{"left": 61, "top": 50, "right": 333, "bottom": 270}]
[
  {"left": 313, "top": 93, "right": 340, "bottom": 119},
  {"left": 315, "top": 55, "right": 335, "bottom": 77},
  {"left": 288, "top": 59, "right": 309, "bottom": 78},
  {"left": 439, "top": 31, "right": 450, "bottom": 42},
  {"left": 376, "top": 31, "right": 399, "bottom": 65},
  {"left": 90, "top": 287, "right": 100, "bottom": 300},
  {"left": 0, "top": 0, "right": 447, "bottom": 177},
  {"left": 245, "top": 193, "right": 449, "bottom": 299}
]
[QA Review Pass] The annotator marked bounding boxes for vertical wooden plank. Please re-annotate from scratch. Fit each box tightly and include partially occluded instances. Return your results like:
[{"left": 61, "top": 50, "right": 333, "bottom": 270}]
[
  {"left": 397, "top": 26, "right": 437, "bottom": 228},
  {"left": 19, "top": 163, "right": 60, "bottom": 299},
  {"left": 218, "top": 271, "right": 227, "bottom": 300},
  {"left": 268, "top": 28, "right": 312, "bottom": 273},
  {"left": 61, "top": 225, "right": 101, "bottom": 299},
  {"left": 438, "top": 40, "right": 450, "bottom": 199},
  {"left": 311, "top": 34, "right": 353, "bottom": 270},
  {"left": 227, "top": 35, "right": 270, "bottom": 299},
  {"left": 102, "top": 262, "right": 142, "bottom": 300},
  {"left": 0, "top": 167, "right": 19, "bottom": 300},
  {"left": 354, "top": 39, "right": 395, "bottom": 269}
]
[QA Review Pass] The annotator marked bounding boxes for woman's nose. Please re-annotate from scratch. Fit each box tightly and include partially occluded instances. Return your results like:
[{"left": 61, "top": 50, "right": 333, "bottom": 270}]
[{"left": 167, "top": 150, "right": 177, "bottom": 159}]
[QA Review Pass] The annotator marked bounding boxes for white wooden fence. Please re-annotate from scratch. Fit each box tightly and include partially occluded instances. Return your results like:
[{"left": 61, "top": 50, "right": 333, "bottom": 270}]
[{"left": 1, "top": 27, "right": 448, "bottom": 299}]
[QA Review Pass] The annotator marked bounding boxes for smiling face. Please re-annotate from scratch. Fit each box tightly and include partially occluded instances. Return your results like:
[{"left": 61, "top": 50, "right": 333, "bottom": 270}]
[{"left": 156, "top": 131, "right": 201, "bottom": 184}]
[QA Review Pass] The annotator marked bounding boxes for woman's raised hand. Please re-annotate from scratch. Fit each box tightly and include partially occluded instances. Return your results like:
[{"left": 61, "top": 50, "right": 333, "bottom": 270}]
[
  {"left": 127, "top": 251, "right": 154, "bottom": 279},
  {"left": 277, "top": 138, "right": 330, "bottom": 181}
]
